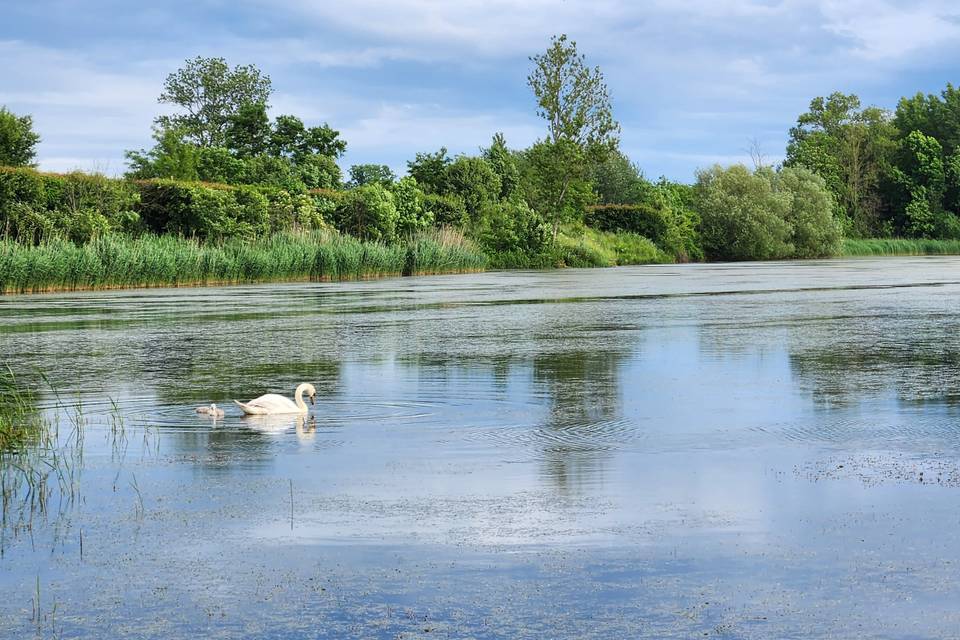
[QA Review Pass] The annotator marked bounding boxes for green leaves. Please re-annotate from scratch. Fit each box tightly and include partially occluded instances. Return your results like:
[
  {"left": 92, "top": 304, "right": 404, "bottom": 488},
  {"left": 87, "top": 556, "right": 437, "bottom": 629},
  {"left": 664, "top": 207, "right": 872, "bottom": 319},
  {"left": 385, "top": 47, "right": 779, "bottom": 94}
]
[
  {"left": 527, "top": 34, "right": 620, "bottom": 155},
  {"left": 0, "top": 107, "right": 41, "bottom": 167}
]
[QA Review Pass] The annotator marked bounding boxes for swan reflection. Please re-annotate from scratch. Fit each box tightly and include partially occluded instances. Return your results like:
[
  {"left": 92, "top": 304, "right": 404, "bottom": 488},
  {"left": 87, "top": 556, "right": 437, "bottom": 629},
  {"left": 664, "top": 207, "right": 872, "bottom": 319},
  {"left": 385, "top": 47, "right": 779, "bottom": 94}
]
[{"left": 241, "top": 413, "right": 317, "bottom": 442}]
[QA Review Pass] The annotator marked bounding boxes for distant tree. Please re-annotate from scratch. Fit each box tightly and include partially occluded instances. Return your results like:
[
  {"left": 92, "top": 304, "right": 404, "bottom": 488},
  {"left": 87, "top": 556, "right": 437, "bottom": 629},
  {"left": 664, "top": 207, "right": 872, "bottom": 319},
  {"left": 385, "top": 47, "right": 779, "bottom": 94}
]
[
  {"left": 271, "top": 115, "right": 346, "bottom": 161},
  {"left": 0, "top": 107, "right": 41, "bottom": 167},
  {"left": 348, "top": 164, "right": 396, "bottom": 187},
  {"left": 407, "top": 148, "right": 452, "bottom": 194},
  {"left": 522, "top": 139, "right": 594, "bottom": 235},
  {"left": 444, "top": 156, "right": 501, "bottom": 222},
  {"left": 156, "top": 56, "right": 272, "bottom": 148},
  {"left": 390, "top": 176, "right": 433, "bottom": 235},
  {"left": 894, "top": 84, "right": 960, "bottom": 157},
  {"left": 590, "top": 149, "right": 654, "bottom": 204},
  {"left": 775, "top": 166, "right": 843, "bottom": 258},
  {"left": 694, "top": 164, "right": 841, "bottom": 261},
  {"left": 695, "top": 164, "right": 793, "bottom": 261},
  {"left": 528, "top": 34, "right": 619, "bottom": 238},
  {"left": 126, "top": 127, "right": 201, "bottom": 180},
  {"left": 225, "top": 102, "right": 272, "bottom": 158},
  {"left": 528, "top": 34, "right": 620, "bottom": 154},
  {"left": 785, "top": 92, "right": 896, "bottom": 236},
  {"left": 482, "top": 133, "right": 521, "bottom": 201}
]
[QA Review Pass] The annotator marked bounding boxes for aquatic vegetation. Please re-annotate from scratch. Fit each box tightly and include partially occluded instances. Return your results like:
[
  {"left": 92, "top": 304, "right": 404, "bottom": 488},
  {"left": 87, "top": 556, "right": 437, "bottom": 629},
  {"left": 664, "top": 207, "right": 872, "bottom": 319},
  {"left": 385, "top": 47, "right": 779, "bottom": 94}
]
[
  {"left": 0, "top": 228, "right": 486, "bottom": 293},
  {"left": 0, "top": 365, "right": 38, "bottom": 450},
  {"left": 842, "top": 238, "right": 960, "bottom": 256}
]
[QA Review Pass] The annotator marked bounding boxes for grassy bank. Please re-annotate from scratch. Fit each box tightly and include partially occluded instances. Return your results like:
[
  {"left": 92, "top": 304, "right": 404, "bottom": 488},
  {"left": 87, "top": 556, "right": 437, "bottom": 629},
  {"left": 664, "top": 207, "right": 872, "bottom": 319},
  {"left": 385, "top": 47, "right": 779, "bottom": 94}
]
[
  {"left": 486, "top": 226, "right": 670, "bottom": 269},
  {"left": 0, "top": 228, "right": 486, "bottom": 294},
  {"left": 842, "top": 238, "right": 960, "bottom": 257}
]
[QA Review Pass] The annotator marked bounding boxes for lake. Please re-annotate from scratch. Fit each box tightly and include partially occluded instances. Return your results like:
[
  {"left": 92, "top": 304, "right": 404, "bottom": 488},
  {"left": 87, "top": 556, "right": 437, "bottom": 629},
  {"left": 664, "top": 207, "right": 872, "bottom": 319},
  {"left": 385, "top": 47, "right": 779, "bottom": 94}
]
[{"left": 2, "top": 257, "right": 960, "bottom": 638}]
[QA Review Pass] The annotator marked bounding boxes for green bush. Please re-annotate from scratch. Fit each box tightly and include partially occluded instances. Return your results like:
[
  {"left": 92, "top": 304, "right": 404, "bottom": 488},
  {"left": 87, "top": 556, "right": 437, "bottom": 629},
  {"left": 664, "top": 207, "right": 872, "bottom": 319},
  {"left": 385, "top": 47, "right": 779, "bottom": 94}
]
[
  {"left": 695, "top": 165, "right": 794, "bottom": 261},
  {"left": 584, "top": 203, "right": 671, "bottom": 242},
  {"left": 423, "top": 193, "right": 468, "bottom": 227},
  {"left": 694, "top": 164, "right": 843, "bottom": 261},
  {"left": 0, "top": 167, "right": 140, "bottom": 243},
  {"left": 444, "top": 156, "right": 501, "bottom": 221},
  {"left": 475, "top": 200, "right": 549, "bottom": 254},
  {"left": 137, "top": 179, "right": 269, "bottom": 239},
  {"left": 775, "top": 166, "right": 843, "bottom": 257},
  {"left": 390, "top": 176, "right": 433, "bottom": 236},
  {"left": 332, "top": 183, "right": 399, "bottom": 242}
]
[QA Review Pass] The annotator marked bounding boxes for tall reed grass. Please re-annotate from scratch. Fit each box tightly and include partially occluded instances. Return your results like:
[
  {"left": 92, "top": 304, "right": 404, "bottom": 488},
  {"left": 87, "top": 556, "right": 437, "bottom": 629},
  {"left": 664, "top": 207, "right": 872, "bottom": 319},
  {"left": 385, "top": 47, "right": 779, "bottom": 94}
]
[
  {"left": 0, "top": 366, "right": 38, "bottom": 450},
  {"left": 0, "top": 228, "right": 487, "bottom": 294},
  {"left": 842, "top": 238, "right": 960, "bottom": 257}
]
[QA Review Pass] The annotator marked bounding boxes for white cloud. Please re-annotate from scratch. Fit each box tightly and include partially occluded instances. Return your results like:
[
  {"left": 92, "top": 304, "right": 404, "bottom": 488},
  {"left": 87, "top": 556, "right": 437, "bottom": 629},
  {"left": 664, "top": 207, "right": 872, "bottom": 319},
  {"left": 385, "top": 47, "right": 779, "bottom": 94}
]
[{"left": 6, "top": 1, "right": 960, "bottom": 178}]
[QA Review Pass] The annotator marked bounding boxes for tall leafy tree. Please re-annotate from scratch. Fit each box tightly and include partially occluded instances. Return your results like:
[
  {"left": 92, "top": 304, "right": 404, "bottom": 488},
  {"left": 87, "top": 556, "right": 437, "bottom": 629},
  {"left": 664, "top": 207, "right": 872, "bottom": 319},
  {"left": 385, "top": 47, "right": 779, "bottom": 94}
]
[
  {"left": 527, "top": 34, "right": 619, "bottom": 238},
  {"left": 785, "top": 92, "right": 895, "bottom": 236},
  {"left": 225, "top": 102, "right": 272, "bottom": 158},
  {"left": 0, "top": 107, "right": 41, "bottom": 167},
  {"left": 407, "top": 148, "right": 452, "bottom": 194},
  {"left": 590, "top": 149, "right": 653, "bottom": 204},
  {"left": 348, "top": 164, "right": 396, "bottom": 187},
  {"left": 482, "top": 133, "right": 521, "bottom": 201},
  {"left": 270, "top": 115, "right": 346, "bottom": 161},
  {"left": 156, "top": 56, "right": 272, "bottom": 148},
  {"left": 528, "top": 34, "right": 620, "bottom": 154}
]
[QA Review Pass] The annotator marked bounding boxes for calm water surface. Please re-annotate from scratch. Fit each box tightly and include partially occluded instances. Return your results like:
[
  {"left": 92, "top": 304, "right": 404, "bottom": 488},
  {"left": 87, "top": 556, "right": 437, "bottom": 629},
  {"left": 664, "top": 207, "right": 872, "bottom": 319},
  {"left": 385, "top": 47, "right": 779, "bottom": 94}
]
[{"left": 2, "top": 257, "right": 960, "bottom": 638}]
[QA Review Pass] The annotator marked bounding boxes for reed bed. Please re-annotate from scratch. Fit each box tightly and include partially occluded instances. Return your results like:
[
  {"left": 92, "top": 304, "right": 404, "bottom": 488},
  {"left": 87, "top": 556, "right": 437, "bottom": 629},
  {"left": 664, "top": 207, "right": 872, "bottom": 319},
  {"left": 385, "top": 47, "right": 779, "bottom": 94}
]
[
  {"left": 842, "top": 238, "right": 960, "bottom": 257},
  {"left": 0, "top": 229, "right": 487, "bottom": 294},
  {"left": 0, "top": 366, "right": 38, "bottom": 450}
]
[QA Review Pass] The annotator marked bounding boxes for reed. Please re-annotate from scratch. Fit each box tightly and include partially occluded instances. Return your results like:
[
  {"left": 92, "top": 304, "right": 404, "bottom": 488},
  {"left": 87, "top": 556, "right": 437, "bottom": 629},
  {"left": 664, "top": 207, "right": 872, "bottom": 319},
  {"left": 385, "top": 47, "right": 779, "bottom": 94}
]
[
  {"left": 842, "top": 238, "right": 960, "bottom": 257},
  {"left": 0, "top": 228, "right": 487, "bottom": 294},
  {"left": 0, "top": 366, "right": 38, "bottom": 451}
]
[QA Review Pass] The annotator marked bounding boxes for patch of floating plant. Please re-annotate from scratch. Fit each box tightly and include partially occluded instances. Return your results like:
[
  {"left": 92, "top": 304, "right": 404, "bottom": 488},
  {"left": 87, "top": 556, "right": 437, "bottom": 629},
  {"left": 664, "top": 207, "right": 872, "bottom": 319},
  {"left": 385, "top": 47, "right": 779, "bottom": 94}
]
[{"left": 796, "top": 452, "right": 960, "bottom": 487}]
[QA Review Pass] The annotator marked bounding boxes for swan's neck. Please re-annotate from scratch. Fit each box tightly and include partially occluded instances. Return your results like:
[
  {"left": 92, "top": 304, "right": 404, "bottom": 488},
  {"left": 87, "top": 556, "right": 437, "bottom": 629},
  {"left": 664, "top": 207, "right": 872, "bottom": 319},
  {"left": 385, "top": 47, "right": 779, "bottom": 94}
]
[{"left": 294, "top": 384, "right": 308, "bottom": 412}]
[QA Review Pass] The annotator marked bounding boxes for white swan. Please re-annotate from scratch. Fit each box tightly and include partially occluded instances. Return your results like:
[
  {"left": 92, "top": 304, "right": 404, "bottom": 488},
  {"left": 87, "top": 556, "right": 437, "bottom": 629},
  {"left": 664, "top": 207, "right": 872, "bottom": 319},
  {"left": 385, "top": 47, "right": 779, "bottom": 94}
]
[
  {"left": 195, "top": 403, "right": 225, "bottom": 418},
  {"left": 234, "top": 383, "right": 316, "bottom": 415}
]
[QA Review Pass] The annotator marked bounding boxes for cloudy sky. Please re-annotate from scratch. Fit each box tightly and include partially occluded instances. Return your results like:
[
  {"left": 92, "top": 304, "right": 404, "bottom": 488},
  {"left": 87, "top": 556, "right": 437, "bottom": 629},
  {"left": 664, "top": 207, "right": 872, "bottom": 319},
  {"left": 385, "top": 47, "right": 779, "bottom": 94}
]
[{"left": 3, "top": 0, "right": 959, "bottom": 181}]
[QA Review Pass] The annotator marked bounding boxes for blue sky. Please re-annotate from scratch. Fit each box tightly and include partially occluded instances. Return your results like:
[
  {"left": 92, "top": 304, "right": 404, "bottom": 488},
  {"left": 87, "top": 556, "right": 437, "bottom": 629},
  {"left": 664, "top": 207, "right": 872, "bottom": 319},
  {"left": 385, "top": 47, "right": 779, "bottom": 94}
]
[{"left": 3, "top": 0, "right": 960, "bottom": 182}]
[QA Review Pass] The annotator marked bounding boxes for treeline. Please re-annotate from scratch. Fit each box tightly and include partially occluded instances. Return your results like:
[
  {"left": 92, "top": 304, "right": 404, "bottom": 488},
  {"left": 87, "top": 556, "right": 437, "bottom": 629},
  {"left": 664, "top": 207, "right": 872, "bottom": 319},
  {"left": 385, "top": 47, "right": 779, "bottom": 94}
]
[
  {"left": 785, "top": 89, "right": 960, "bottom": 240},
  {"left": 1, "top": 37, "right": 957, "bottom": 282}
]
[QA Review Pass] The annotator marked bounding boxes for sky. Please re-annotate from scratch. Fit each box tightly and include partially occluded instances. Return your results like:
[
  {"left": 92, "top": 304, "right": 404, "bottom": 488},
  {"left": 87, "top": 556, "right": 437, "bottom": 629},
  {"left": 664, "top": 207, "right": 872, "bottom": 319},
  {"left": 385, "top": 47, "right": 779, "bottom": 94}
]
[{"left": 2, "top": 0, "right": 960, "bottom": 182}]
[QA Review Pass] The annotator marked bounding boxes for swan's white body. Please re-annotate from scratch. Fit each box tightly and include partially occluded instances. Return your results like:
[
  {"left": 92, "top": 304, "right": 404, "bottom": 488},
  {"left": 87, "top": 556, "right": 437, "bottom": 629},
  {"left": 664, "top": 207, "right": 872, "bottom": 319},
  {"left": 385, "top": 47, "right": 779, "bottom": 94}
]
[
  {"left": 234, "top": 383, "right": 316, "bottom": 415},
  {"left": 196, "top": 403, "right": 224, "bottom": 417}
]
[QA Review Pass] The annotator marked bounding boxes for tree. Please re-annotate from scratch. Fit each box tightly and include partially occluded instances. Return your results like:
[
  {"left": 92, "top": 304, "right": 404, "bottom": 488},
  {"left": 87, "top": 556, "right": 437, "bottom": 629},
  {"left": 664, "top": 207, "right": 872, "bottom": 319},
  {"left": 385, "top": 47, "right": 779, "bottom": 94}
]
[
  {"left": 527, "top": 34, "right": 619, "bottom": 238},
  {"left": 590, "top": 149, "right": 653, "bottom": 204},
  {"left": 333, "top": 183, "right": 398, "bottom": 241},
  {"left": 156, "top": 56, "right": 272, "bottom": 148},
  {"left": 390, "top": 176, "right": 433, "bottom": 236},
  {"left": 0, "top": 107, "right": 41, "bottom": 167},
  {"left": 225, "top": 102, "right": 272, "bottom": 158},
  {"left": 528, "top": 34, "right": 620, "bottom": 154},
  {"left": 348, "top": 164, "right": 396, "bottom": 187},
  {"left": 894, "top": 84, "right": 960, "bottom": 157},
  {"left": 775, "top": 167, "right": 843, "bottom": 258},
  {"left": 482, "top": 133, "right": 521, "bottom": 201},
  {"left": 785, "top": 92, "right": 895, "bottom": 236},
  {"left": 694, "top": 165, "right": 793, "bottom": 261},
  {"left": 522, "top": 139, "right": 594, "bottom": 236},
  {"left": 271, "top": 115, "right": 346, "bottom": 161},
  {"left": 407, "top": 148, "right": 451, "bottom": 194},
  {"left": 444, "top": 156, "right": 501, "bottom": 222}
]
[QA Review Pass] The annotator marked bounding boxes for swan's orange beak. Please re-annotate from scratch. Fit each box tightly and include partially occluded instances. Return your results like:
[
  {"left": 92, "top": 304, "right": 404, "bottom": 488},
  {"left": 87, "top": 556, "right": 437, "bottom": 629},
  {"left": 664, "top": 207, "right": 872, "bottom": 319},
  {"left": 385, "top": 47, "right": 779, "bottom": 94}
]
[{"left": 310, "top": 394, "right": 316, "bottom": 405}]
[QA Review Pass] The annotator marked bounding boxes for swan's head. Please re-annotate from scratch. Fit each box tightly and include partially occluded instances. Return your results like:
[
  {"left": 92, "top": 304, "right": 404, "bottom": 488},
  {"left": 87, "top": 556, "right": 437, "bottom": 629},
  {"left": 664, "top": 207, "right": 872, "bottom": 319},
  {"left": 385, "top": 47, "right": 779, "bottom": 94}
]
[{"left": 306, "top": 383, "right": 317, "bottom": 405}]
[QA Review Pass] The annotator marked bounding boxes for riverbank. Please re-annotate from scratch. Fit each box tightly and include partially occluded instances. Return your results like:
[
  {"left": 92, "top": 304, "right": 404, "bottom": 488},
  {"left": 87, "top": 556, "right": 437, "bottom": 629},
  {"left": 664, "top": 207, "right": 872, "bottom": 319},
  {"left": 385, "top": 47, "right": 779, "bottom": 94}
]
[
  {"left": 0, "top": 229, "right": 487, "bottom": 294},
  {"left": 842, "top": 238, "right": 960, "bottom": 256}
]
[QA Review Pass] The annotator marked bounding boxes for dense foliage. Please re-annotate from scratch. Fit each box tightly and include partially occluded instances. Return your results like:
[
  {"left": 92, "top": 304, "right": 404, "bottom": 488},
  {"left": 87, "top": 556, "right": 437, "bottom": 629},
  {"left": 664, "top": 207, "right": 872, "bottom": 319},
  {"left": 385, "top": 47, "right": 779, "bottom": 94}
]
[
  {"left": 786, "top": 87, "right": 960, "bottom": 240},
  {"left": 6, "top": 37, "right": 960, "bottom": 292},
  {"left": 0, "top": 108, "right": 40, "bottom": 168},
  {"left": 695, "top": 165, "right": 842, "bottom": 261}
]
